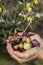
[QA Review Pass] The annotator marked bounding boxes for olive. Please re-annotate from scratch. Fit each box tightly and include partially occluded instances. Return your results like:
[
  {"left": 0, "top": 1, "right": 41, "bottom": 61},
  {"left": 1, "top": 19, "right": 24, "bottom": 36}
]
[
  {"left": 22, "top": 36, "right": 27, "bottom": 42},
  {"left": 11, "top": 40, "right": 20, "bottom": 45},
  {"left": 19, "top": 38, "right": 22, "bottom": 41},
  {"left": 24, "top": 43, "right": 32, "bottom": 50},
  {"left": 26, "top": 37, "right": 31, "bottom": 43},
  {"left": 32, "top": 39, "right": 40, "bottom": 47}
]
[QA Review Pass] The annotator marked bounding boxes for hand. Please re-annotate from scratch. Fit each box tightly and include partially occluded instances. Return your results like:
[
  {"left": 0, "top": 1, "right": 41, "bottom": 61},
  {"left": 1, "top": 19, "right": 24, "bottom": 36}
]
[{"left": 6, "top": 32, "right": 43, "bottom": 63}]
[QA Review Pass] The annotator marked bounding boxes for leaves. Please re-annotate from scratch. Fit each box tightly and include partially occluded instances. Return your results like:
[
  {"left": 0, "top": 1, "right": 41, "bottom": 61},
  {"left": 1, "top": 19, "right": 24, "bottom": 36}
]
[{"left": 0, "top": 0, "right": 43, "bottom": 44}]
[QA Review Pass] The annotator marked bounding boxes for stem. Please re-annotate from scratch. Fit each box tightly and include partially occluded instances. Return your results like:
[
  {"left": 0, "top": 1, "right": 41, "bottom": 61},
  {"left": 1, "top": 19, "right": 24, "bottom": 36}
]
[{"left": 23, "top": 22, "right": 31, "bottom": 32}]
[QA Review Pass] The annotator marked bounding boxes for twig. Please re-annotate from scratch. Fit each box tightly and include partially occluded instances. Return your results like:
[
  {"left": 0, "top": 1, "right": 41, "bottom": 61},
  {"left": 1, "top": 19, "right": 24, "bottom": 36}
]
[{"left": 23, "top": 22, "right": 31, "bottom": 32}]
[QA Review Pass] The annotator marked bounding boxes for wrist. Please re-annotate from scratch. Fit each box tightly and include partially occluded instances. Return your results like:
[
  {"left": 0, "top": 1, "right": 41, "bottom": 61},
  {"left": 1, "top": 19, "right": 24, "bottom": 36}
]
[
  {"left": 40, "top": 39, "right": 43, "bottom": 48},
  {"left": 41, "top": 38, "right": 43, "bottom": 43},
  {"left": 37, "top": 47, "right": 43, "bottom": 60},
  {"left": 37, "top": 38, "right": 43, "bottom": 60}
]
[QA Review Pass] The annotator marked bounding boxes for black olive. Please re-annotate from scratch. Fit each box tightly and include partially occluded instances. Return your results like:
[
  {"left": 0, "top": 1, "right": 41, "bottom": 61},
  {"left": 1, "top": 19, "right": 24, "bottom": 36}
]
[
  {"left": 19, "top": 38, "right": 22, "bottom": 41},
  {"left": 11, "top": 40, "right": 20, "bottom": 45}
]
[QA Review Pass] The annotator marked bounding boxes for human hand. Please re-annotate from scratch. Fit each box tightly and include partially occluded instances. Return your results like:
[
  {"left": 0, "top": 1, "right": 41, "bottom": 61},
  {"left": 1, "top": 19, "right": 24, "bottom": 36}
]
[{"left": 6, "top": 32, "right": 43, "bottom": 63}]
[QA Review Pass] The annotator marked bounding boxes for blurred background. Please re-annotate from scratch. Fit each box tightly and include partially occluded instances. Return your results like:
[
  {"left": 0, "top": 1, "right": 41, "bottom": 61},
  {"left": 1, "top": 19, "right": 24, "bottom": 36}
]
[{"left": 0, "top": 0, "right": 43, "bottom": 65}]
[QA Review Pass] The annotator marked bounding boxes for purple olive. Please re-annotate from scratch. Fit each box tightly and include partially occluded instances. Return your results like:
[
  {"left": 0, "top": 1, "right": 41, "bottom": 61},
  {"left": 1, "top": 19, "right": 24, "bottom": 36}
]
[
  {"left": 22, "top": 36, "right": 27, "bottom": 42},
  {"left": 32, "top": 39, "right": 40, "bottom": 47},
  {"left": 23, "top": 32, "right": 27, "bottom": 36}
]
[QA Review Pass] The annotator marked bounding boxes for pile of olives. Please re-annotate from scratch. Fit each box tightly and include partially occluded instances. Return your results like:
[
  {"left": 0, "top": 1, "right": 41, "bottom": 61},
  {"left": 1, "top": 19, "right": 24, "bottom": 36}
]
[{"left": 9, "top": 33, "right": 40, "bottom": 52}]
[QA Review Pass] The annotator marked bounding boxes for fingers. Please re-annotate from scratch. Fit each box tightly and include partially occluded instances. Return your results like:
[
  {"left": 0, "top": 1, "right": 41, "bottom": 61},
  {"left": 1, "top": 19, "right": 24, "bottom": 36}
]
[
  {"left": 6, "top": 43, "right": 29, "bottom": 63},
  {"left": 27, "top": 32, "right": 36, "bottom": 37},
  {"left": 17, "top": 32, "right": 35, "bottom": 36},
  {"left": 6, "top": 43, "right": 14, "bottom": 54},
  {"left": 6, "top": 43, "right": 15, "bottom": 59},
  {"left": 26, "top": 53, "right": 38, "bottom": 62},
  {"left": 17, "top": 32, "right": 24, "bottom": 36},
  {"left": 12, "top": 55, "right": 28, "bottom": 63},
  {"left": 7, "top": 36, "right": 16, "bottom": 41},
  {"left": 6, "top": 42, "right": 39, "bottom": 63},
  {"left": 13, "top": 52, "right": 37, "bottom": 63},
  {"left": 14, "top": 51, "right": 29, "bottom": 59},
  {"left": 13, "top": 47, "right": 39, "bottom": 59},
  {"left": 25, "top": 47, "right": 39, "bottom": 57},
  {"left": 6, "top": 43, "right": 37, "bottom": 63},
  {"left": 30, "top": 34, "right": 42, "bottom": 45},
  {"left": 28, "top": 32, "right": 35, "bottom": 35}
]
